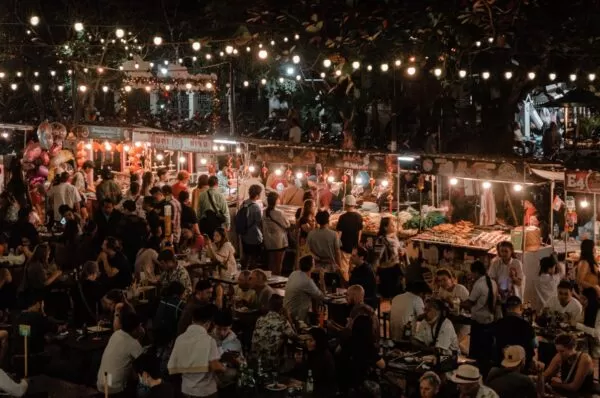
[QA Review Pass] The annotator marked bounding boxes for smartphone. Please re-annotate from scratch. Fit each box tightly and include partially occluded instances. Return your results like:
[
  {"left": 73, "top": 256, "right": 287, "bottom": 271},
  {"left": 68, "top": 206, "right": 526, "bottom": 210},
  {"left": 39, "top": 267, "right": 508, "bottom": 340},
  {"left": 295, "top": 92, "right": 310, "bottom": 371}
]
[{"left": 60, "top": 217, "right": 67, "bottom": 225}]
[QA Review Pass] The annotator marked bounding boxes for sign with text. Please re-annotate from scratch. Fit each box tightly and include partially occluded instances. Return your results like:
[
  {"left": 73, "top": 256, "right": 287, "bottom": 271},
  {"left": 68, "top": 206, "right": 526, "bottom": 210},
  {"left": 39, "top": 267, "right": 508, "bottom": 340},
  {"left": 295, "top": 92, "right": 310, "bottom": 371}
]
[
  {"left": 180, "top": 136, "right": 213, "bottom": 152},
  {"left": 131, "top": 132, "right": 212, "bottom": 152},
  {"left": 565, "top": 171, "right": 600, "bottom": 193},
  {"left": 420, "top": 156, "right": 523, "bottom": 182},
  {"left": 87, "top": 125, "right": 125, "bottom": 140}
]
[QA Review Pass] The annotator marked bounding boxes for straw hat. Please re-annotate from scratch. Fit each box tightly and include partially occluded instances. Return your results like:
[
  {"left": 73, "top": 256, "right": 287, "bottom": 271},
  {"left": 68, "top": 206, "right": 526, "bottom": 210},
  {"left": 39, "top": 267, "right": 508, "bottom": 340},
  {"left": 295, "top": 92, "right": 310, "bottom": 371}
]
[
  {"left": 501, "top": 345, "right": 526, "bottom": 368},
  {"left": 449, "top": 364, "right": 482, "bottom": 384}
]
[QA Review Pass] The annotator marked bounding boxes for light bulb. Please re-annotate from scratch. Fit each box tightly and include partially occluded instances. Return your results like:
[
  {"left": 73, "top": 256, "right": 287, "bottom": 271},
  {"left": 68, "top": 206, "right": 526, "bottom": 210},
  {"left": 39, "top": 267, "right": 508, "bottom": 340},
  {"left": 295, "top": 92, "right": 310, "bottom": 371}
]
[
  {"left": 57, "top": 85, "right": 64, "bottom": 92},
  {"left": 270, "top": 40, "right": 275, "bottom": 46},
  {"left": 381, "top": 180, "right": 389, "bottom": 187},
  {"left": 292, "top": 55, "right": 300, "bottom": 64},
  {"left": 97, "top": 67, "right": 104, "bottom": 73},
  {"left": 212, "top": 145, "right": 219, "bottom": 151},
  {"left": 74, "top": 22, "right": 84, "bottom": 32},
  {"left": 513, "top": 184, "right": 523, "bottom": 192},
  {"left": 134, "top": 142, "right": 142, "bottom": 147},
  {"left": 219, "top": 145, "right": 225, "bottom": 151},
  {"left": 104, "top": 142, "right": 112, "bottom": 151},
  {"left": 261, "top": 78, "right": 267, "bottom": 85},
  {"left": 200, "top": 158, "right": 207, "bottom": 165},
  {"left": 590, "top": 73, "right": 596, "bottom": 82},
  {"left": 246, "top": 46, "right": 251, "bottom": 52},
  {"left": 296, "top": 172, "right": 303, "bottom": 180},
  {"left": 528, "top": 72, "right": 536, "bottom": 80},
  {"left": 206, "top": 54, "right": 212, "bottom": 60},
  {"left": 161, "top": 68, "right": 168, "bottom": 75},
  {"left": 570, "top": 74, "right": 577, "bottom": 82},
  {"left": 482, "top": 71, "right": 490, "bottom": 80},
  {"left": 504, "top": 71, "right": 513, "bottom": 79},
  {"left": 275, "top": 169, "right": 283, "bottom": 176},
  {"left": 30, "top": 16, "right": 40, "bottom": 26},
  {"left": 1, "top": 132, "right": 8, "bottom": 139},
  {"left": 225, "top": 45, "right": 234, "bottom": 54},
  {"left": 320, "top": 72, "right": 326, "bottom": 78},
  {"left": 278, "top": 77, "right": 284, "bottom": 83},
  {"left": 581, "top": 199, "right": 589, "bottom": 208},
  {"left": 323, "top": 59, "right": 332, "bottom": 68},
  {"left": 355, "top": 177, "right": 363, "bottom": 185},
  {"left": 475, "top": 41, "right": 481, "bottom": 47},
  {"left": 79, "top": 85, "right": 87, "bottom": 92},
  {"left": 10, "top": 83, "right": 17, "bottom": 90},
  {"left": 286, "top": 67, "right": 295, "bottom": 76},
  {"left": 482, "top": 181, "right": 492, "bottom": 189},
  {"left": 153, "top": 36, "right": 162, "bottom": 45},
  {"left": 33, "top": 84, "right": 40, "bottom": 92},
  {"left": 123, "top": 145, "right": 130, "bottom": 152},
  {"left": 124, "top": 85, "right": 132, "bottom": 92},
  {"left": 294, "top": 34, "right": 300, "bottom": 40},
  {"left": 116, "top": 28, "right": 124, "bottom": 38},
  {"left": 488, "top": 37, "right": 494, "bottom": 43},
  {"left": 352, "top": 61, "right": 360, "bottom": 69},
  {"left": 179, "top": 156, "right": 186, "bottom": 163},
  {"left": 102, "top": 86, "right": 109, "bottom": 93},
  {"left": 407, "top": 66, "right": 416, "bottom": 76},
  {"left": 183, "top": 83, "right": 191, "bottom": 90},
  {"left": 395, "top": 60, "right": 402, "bottom": 67},
  {"left": 205, "top": 82, "right": 213, "bottom": 89},
  {"left": 235, "top": 147, "right": 241, "bottom": 153},
  {"left": 381, "top": 63, "right": 389, "bottom": 72},
  {"left": 434, "top": 68, "right": 442, "bottom": 77},
  {"left": 85, "top": 143, "right": 92, "bottom": 150},
  {"left": 549, "top": 73, "right": 556, "bottom": 81},
  {"left": 459, "top": 70, "right": 467, "bottom": 78},
  {"left": 192, "top": 42, "right": 201, "bottom": 51},
  {"left": 449, "top": 178, "right": 458, "bottom": 186},
  {"left": 367, "top": 65, "right": 373, "bottom": 71},
  {"left": 327, "top": 175, "right": 335, "bottom": 183},
  {"left": 296, "top": 75, "right": 301, "bottom": 80},
  {"left": 156, "top": 154, "right": 164, "bottom": 161},
  {"left": 243, "top": 81, "right": 249, "bottom": 87},
  {"left": 248, "top": 165, "right": 256, "bottom": 173},
  {"left": 165, "top": 85, "right": 171, "bottom": 91},
  {"left": 0, "top": 72, "right": 5, "bottom": 79},
  {"left": 335, "top": 70, "right": 342, "bottom": 76},
  {"left": 258, "top": 50, "right": 268, "bottom": 59}
]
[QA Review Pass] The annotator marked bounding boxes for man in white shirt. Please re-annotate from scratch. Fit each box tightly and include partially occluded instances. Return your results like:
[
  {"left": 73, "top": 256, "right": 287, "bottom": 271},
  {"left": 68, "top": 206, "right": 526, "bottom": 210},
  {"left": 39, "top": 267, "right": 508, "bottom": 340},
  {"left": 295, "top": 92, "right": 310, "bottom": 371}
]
[
  {"left": 414, "top": 299, "right": 459, "bottom": 355},
  {"left": 544, "top": 280, "right": 582, "bottom": 325},
  {"left": 284, "top": 256, "right": 324, "bottom": 323},
  {"left": 97, "top": 310, "right": 143, "bottom": 395},
  {"left": 168, "top": 305, "right": 224, "bottom": 398},
  {"left": 48, "top": 172, "right": 81, "bottom": 222},
  {"left": 390, "top": 281, "right": 431, "bottom": 341}
]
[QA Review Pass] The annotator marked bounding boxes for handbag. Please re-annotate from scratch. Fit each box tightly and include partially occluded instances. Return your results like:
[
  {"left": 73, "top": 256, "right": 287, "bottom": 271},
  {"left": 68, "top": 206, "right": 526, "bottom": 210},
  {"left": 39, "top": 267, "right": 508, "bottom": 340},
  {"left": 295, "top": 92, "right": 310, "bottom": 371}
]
[{"left": 204, "top": 191, "right": 227, "bottom": 227}]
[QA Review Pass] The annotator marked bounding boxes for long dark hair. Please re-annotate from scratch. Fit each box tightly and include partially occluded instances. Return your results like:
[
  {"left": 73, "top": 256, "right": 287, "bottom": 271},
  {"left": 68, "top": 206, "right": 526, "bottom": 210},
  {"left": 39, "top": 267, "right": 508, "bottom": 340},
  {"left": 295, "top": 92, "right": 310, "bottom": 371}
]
[
  {"left": 266, "top": 191, "right": 278, "bottom": 219},
  {"left": 580, "top": 239, "right": 597, "bottom": 275},
  {"left": 582, "top": 287, "right": 599, "bottom": 328},
  {"left": 428, "top": 299, "right": 449, "bottom": 345},
  {"left": 141, "top": 171, "right": 153, "bottom": 195},
  {"left": 471, "top": 260, "right": 495, "bottom": 314},
  {"left": 539, "top": 256, "right": 557, "bottom": 276},
  {"left": 378, "top": 217, "right": 393, "bottom": 237}
]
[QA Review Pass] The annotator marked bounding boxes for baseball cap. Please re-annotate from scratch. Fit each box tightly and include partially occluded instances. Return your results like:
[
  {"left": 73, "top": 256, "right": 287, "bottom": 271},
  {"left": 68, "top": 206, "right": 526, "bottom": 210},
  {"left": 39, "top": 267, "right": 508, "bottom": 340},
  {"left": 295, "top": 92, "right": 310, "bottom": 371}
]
[
  {"left": 501, "top": 345, "right": 526, "bottom": 368},
  {"left": 345, "top": 195, "right": 357, "bottom": 207}
]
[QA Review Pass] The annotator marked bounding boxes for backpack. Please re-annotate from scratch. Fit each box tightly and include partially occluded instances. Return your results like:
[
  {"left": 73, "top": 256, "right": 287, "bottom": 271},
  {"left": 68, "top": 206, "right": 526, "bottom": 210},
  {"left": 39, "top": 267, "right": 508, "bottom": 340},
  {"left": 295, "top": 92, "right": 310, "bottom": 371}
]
[{"left": 235, "top": 202, "right": 258, "bottom": 235}]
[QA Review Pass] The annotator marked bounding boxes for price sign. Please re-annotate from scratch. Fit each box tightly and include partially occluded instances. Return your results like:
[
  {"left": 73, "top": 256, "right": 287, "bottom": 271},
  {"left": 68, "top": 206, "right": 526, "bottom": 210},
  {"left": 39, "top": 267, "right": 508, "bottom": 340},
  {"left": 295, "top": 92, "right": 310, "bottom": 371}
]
[{"left": 18, "top": 324, "right": 31, "bottom": 337}]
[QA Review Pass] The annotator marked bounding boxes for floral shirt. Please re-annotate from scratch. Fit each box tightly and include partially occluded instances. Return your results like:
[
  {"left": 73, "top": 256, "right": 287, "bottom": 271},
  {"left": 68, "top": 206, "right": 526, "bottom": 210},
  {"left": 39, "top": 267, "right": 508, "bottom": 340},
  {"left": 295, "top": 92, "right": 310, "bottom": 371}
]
[
  {"left": 251, "top": 311, "right": 294, "bottom": 368},
  {"left": 160, "top": 264, "right": 192, "bottom": 299}
]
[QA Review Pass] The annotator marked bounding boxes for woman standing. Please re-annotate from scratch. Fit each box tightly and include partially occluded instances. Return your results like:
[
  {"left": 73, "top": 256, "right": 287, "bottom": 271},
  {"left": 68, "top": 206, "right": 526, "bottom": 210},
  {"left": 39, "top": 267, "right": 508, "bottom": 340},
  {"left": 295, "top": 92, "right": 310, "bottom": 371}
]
[
  {"left": 488, "top": 241, "right": 524, "bottom": 300},
  {"left": 577, "top": 239, "right": 600, "bottom": 296},
  {"left": 263, "top": 192, "right": 290, "bottom": 275},
  {"left": 296, "top": 199, "right": 316, "bottom": 265},
  {"left": 140, "top": 171, "right": 154, "bottom": 196},
  {"left": 206, "top": 227, "right": 237, "bottom": 278},
  {"left": 533, "top": 256, "right": 564, "bottom": 312},
  {"left": 375, "top": 217, "right": 404, "bottom": 298}
]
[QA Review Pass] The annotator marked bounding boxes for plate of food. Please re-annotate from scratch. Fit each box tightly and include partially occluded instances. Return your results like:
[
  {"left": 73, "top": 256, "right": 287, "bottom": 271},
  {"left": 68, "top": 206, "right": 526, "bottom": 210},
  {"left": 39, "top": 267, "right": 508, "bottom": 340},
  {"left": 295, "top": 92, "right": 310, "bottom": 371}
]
[
  {"left": 87, "top": 325, "right": 110, "bottom": 333},
  {"left": 265, "top": 383, "right": 287, "bottom": 391}
]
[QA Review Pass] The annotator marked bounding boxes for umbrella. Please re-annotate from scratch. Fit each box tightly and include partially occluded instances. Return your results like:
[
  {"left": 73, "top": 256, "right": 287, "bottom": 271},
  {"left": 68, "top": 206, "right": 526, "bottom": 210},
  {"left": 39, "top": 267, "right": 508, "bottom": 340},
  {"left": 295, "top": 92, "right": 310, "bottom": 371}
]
[{"left": 541, "top": 88, "right": 600, "bottom": 107}]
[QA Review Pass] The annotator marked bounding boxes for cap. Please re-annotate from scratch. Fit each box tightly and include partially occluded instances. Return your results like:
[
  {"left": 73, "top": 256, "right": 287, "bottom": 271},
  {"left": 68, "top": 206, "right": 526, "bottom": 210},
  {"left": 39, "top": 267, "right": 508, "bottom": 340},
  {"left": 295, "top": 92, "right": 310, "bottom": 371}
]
[
  {"left": 501, "top": 345, "right": 526, "bottom": 368},
  {"left": 345, "top": 195, "right": 357, "bottom": 207},
  {"left": 449, "top": 364, "right": 482, "bottom": 384}
]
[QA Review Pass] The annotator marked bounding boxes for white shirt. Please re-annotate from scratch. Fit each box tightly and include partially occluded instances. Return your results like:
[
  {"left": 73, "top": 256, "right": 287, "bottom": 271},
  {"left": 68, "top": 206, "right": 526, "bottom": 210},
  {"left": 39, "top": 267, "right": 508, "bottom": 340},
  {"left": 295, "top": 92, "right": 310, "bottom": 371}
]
[
  {"left": 469, "top": 276, "right": 497, "bottom": 324},
  {"left": 0, "top": 369, "right": 27, "bottom": 396},
  {"left": 96, "top": 330, "right": 143, "bottom": 393},
  {"left": 49, "top": 182, "right": 82, "bottom": 221},
  {"left": 135, "top": 248, "right": 158, "bottom": 281},
  {"left": 475, "top": 385, "right": 499, "bottom": 398},
  {"left": 289, "top": 126, "right": 301, "bottom": 143},
  {"left": 415, "top": 317, "right": 459, "bottom": 354},
  {"left": 545, "top": 296, "right": 583, "bottom": 322},
  {"left": 437, "top": 284, "right": 469, "bottom": 302},
  {"left": 284, "top": 270, "right": 324, "bottom": 323},
  {"left": 533, "top": 273, "right": 562, "bottom": 312},
  {"left": 390, "top": 292, "right": 424, "bottom": 341},
  {"left": 488, "top": 257, "right": 523, "bottom": 298},
  {"left": 237, "top": 178, "right": 267, "bottom": 205}
]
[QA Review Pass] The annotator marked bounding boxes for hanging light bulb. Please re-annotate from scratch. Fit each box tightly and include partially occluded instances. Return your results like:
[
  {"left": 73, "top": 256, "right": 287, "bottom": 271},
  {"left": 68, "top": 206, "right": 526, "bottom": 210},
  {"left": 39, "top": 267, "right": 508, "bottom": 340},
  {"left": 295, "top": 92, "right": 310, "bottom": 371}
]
[
  {"left": 482, "top": 181, "right": 492, "bottom": 189},
  {"left": 355, "top": 177, "right": 363, "bottom": 185},
  {"left": 475, "top": 41, "right": 481, "bottom": 47},
  {"left": 192, "top": 42, "right": 201, "bottom": 51},
  {"left": 165, "top": 85, "right": 171, "bottom": 91},
  {"left": 185, "top": 83, "right": 192, "bottom": 90},
  {"left": 449, "top": 178, "right": 458, "bottom": 186},
  {"left": 153, "top": 36, "right": 162, "bottom": 45},
  {"left": 549, "top": 73, "right": 556, "bottom": 81},
  {"left": 367, "top": 65, "right": 373, "bottom": 71},
  {"left": 122, "top": 145, "right": 130, "bottom": 152},
  {"left": 205, "top": 54, "right": 212, "bottom": 60},
  {"left": 261, "top": 78, "right": 267, "bottom": 85},
  {"left": 352, "top": 61, "right": 360, "bottom": 70},
  {"left": 33, "top": 84, "right": 40, "bottom": 92},
  {"left": 296, "top": 172, "right": 304, "bottom": 180},
  {"left": 258, "top": 50, "right": 268, "bottom": 59},
  {"left": 335, "top": 70, "right": 342, "bottom": 76},
  {"left": 504, "top": 71, "right": 513, "bottom": 79},
  {"left": 30, "top": 16, "right": 40, "bottom": 26},
  {"left": 581, "top": 198, "right": 590, "bottom": 208},
  {"left": 85, "top": 143, "right": 92, "bottom": 150},
  {"left": 0, "top": 72, "right": 4, "bottom": 79},
  {"left": 57, "top": 85, "right": 64, "bottom": 92},
  {"left": 104, "top": 142, "right": 112, "bottom": 151},
  {"left": 433, "top": 68, "right": 442, "bottom": 77},
  {"left": 212, "top": 145, "right": 219, "bottom": 151},
  {"left": 124, "top": 85, "right": 132, "bottom": 92},
  {"left": 380, "top": 63, "right": 389, "bottom": 72},
  {"left": 381, "top": 179, "right": 389, "bottom": 187},
  {"left": 407, "top": 66, "right": 416, "bottom": 76},
  {"left": 179, "top": 156, "right": 186, "bottom": 163},
  {"left": 294, "top": 34, "right": 300, "bottom": 40},
  {"left": 459, "top": 70, "right": 467, "bottom": 78},
  {"left": 248, "top": 165, "right": 256, "bottom": 173},
  {"left": 235, "top": 147, "right": 241, "bottom": 153},
  {"left": 286, "top": 66, "right": 295, "bottom": 76},
  {"left": 78, "top": 85, "right": 87, "bottom": 92},
  {"left": 292, "top": 55, "right": 300, "bottom": 64},
  {"left": 156, "top": 153, "right": 164, "bottom": 161},
  {"left": 569, "top": 74, "right": 577, "bottom": 82},
  {"left": 219, "top": 145, "right": 225, "bottom": 151},
  {"left": 482, "top": 71, "right": 490, "bottom": 80},
  {"left": 246, "top": 46, "right": 251, "bottom": 52},
  {"left": 278, "top": 77, "right": 284, "bottom": 83},
  {"left": 528, "top": 72, "right": 536, "bottom": 80},
  {"left": 102, "top": 86, "right": 109, "bottom": 93},
  {"left": 74, "top": 22, "right": 84, "bottom": 32},
  {"left": 327, "top": 175, "right": 335, "bottom": 183},
  {"left": 200, "top": 158, "right": 207, "bottom": 165},
  {"left": 589, "top": 73, "right": 596, "bottom": 81},
  {"left": 323, "top": 59, "right": 332, "bottom": 68},
  {"left": 243, "top": 81, "right": 249, "bottom": 87},
  {"left": 134, "top": 142, "right": 142, "bottom": 147},
  {"left": 10, "top": 83, "right": 17, "bottom": 90},
  {"left": 320, "top": 72, "right": 326, "bottom": 78},
  {"left": 513, "top": 184, "right": 523, "bottom": 192},
  {"left": 395, "top": 60, "right": 402, "bottom": 67},
  {"left": 225, "top": 45, "right": 234, "bottom": 54},
  {"left": 275, "top": 169, "right": 283, "bottom": 176},
  {"left": 205, "top": 82, "right": 213, "bottom": 89}
]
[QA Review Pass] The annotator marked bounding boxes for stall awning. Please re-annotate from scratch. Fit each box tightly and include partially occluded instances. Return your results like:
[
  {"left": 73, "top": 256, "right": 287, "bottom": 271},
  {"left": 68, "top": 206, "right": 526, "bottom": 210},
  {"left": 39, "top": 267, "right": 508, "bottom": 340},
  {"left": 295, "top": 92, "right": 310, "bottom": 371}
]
[{"left": 530, "top": 168, "right": 564, "bottom": 182}]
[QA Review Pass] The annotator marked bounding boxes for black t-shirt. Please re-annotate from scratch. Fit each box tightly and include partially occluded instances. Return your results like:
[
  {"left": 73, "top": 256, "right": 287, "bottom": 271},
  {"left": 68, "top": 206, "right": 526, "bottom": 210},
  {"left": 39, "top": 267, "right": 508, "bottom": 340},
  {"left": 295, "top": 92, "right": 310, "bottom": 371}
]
[
  {"left": 181, "top": 204, "right": 198, "bottom": 230},
  {"left": 494, "top": 314, "right": 536, "bottom": 366},
  {"left": 486, "top": 367, "right": 537, "bottom": 398},
  {"left": 336, "top": 211, "right": 363, "bottom": 253},
  {"left": 349, "top": 263, "right": 377, "bottom": 299},
  {"left": 146, "top": 382, "right": 175, "bottom": 398},
  {"left": 14, "top": 311, "right": 56, "bottom": 355},
  {"left": 73, "top": 279, "right": 104, "bottom": 327},
  {"left": 146, "top": 210, "right": 161, "bottom": 235},
  {"left": 107, "top": 252, "right": 133, "bottom": 289}
]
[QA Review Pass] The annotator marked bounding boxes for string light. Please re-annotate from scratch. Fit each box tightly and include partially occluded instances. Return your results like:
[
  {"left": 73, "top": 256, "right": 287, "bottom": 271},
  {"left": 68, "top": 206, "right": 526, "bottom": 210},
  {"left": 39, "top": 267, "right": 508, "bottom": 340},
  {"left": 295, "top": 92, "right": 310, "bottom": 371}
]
[
  {"left": 124, "top": 85, "right": 132, "bottom": 92},
  {"left": 102, "top": 86, "right": 109, "bottom": 93},
  {"left": 185, "top": 83, "right": 192, "bottom": 90},
  {"left": 327, "top": 175, "right": 335, "bottom": 183},
  {"left": 482, "top": 181, "right": 491, "bottom": 189},
  {"left": 528, "top": 72, "right": 536, "bottom": 80},
  {"left": 248, "top": 165, "right": 256, "bottom": 173},
  {"left": 380, "top": 63, "right": 389, "bottom": 72},
  {"left": 85, "top": 143, "right": 92, "bottom": 150},
  {"left": 205, "top": 54, "right": 212, "bottom": 60},
  {"left": 504, "top": 71, "right": 513, "bottom": 79},
  {"left": 153, "top": 36, "right": 162, "bottom": 45},
  {"left": 104, "top": 142, "right": 112, "bottom": 151},
  {"left": 296, "top": 172, "right": 304, "bottom": 180},
  {"left": 395, "top": 60, "right": 401, "bottom": 67},
  {"left": 296, "top": 75, "right": 301, "bottom": 80},
  {"left": 569, "top": 74, "right": 577, "bottom": 82},
  {"left": 258, "top": 50, "right": 268, "bottom": 59},
  {"left": 355, "top": 177, "right": 363, "bottom": 185},
  {"left": 581, "top": 198, "right": 589, "bottom": 208},
  {"left": 115, "top": 28, "right": 125, "bottom": 38},
  {"left": 74, "top": 22, "right": 84, "bottom": 32},
  {"left": 513, "top": 184, "right": 523, "bottom": 192},
  {"left": 225, "top": 45, "right": 234, "bottom": 54},
  {"left": 449, "top": 178, "right": 458, "bottom": 186},
  {"left": 165, "top": 85, "right": 171, "bottom": 91},
  {"left": 123, "top": 145, "right": 130, "bottom": 152},
  {"left": 434, "top": 68, "right": 442, "bottom": 77},
  {"left": 275, "top": 169, "right": 283, "bottom": 176},
  {"left": 33, "top": 84, "right": 40, "bottom": 92},
  {"left": 549, "top": 73, "right": 556, "bottom": 81},
  {"left": 323, "top": 59, "right": 332, "bottom": 68},
  {"left": 57, "top": 85, "right": 64, "bottom": 92},
  {"left": 407, "top": 66, "right": 416, "bottom": 76},
  {"left": 367, "top": 65, "right": 373, "bottom": 71},
  {"left": 459, "top": 70, "right": 467, "bottom": 78},
  {"left": 235, "top": 147, "right": 241, "bottom": 153},
  {"left": 589, "top": 73, "right": 596, "bottom": 81},
  {"left": 30, "top": 16, "right": 40, "bottom": 26},
  {"left": 10, "top": 83, "right": 17, "bottom": 90},
  {"left": 482, "top": 71, "right": 490, "bottom": 80},
  {"left": 179, "top": 156, "right": 186, "bottom": 163},
  {"left": 320, "top": 72, "right": 326, "bottom": 78},
  {"left": 261, "top": 78, "right": 267, "bottom": 85},
  {"left": 475, "top": 41, "right": 481, "bottom": 47},
  {"left": 0, "top": 72, "right": 5, "bottom": 79},
  {"left": 200, "top": 158, "right": 207, "bottom": 165},
  {"left": 294, "top": 34, "right": 300, "bottom": 40},
  {"left": 381, "top": 179, "right": 389, "bottom": 187},
  {"left": 205, "top": 82, "right": 213, "bottom": 89},
  {"left": 335, "top": 70, "right": 342, "bottom": 76},
  {"left": 97, "top": 67, "right": 104, "bottom": 73},
  {"left": 352, "top": 61, "right": 360, "bottom": 70},
  {"left": 292, "top": 55, "right": 300, "bottom": 64},
  {"left": 134, "top": 142, "right": 142, "bottom": 147},
  {"left": 156, "top": 153, "right": 164, "bottom": 161},
  {"left": 79, "top": 85, "right": 87, "bottom": 92},
  {"left": 192, "top": 42, "right": 201, "bottom": 51},
  {"left": 246, "top": 46, "right": 251, "bottom": 52},
  {"left": 243, "top": 80, "right": 249, "bottom": 87},
  {"left": 286, "top": 66, "right": 295, "bottom": 76},
  {"left": 278, "top": 77, "right": 284, "bottom": 83}
]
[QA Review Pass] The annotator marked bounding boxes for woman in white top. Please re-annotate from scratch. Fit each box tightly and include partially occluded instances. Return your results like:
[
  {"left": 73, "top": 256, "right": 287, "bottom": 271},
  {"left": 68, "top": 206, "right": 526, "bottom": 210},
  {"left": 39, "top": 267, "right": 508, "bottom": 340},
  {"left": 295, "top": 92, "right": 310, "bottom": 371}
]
[
  {"left": 206, "top": 227, "right": 237, "bottom": 278},
  {"left": 263, "top": 192, "right": 290, "bottom": 276},
  {"left": 533, "top": 255, "right": 565, "bottom": 312},
  {"left": 413, "top": 298, "right": 459, "bottom": 355},
  {"left": 376, "top": 217, "right": 404, "bottom": 298},
  {"left": 489, "top": 241, "right": 524, "bottom": 301}
]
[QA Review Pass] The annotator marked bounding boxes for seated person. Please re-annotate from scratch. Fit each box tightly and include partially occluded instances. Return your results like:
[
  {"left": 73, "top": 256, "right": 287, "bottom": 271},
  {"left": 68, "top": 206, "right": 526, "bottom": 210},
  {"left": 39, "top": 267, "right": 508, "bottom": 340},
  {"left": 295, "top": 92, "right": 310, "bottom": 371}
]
[
  {"left": 177, "top": 279, "right": 214, "bottom": 336},
  {"left": 101, "top": 289, "right": 134, "bottom": 330},
  {"left": 329, "top": 285, "right": 379, "bottom": 342},
  {"left": 250, "top": 269, "right": 275, "bottom": 313},
  {"left": 487, "top": 345, "right": 537, "bottom": 398},
  {"left": 0, "top": 268, "right": 17, "bottom": 315},
  {"left": 72, "top": 261, "right": 103, "bottom": 327},
  {"left": 543, "top": 333, "right": 594, "bottom": 397},
  {"left": 96, "top": 309, "right": 143, "bottom": 396},
  {"left": 348, "top": 247, "right": 377, "bottom": 302},
  {"left": 233, "top": 270, "right": 256, "bottom": 307},
  {"left": 97, "top": 236, "right": 133, "bottom": 290},
  {"left": 542, "top": 280, "right": 582, "bottom": 326},
  {"left": 0, "top": 368, "right": 27, "bottom": 396},
  {"left": 19, "top": 243, "right": 62, "bottom": 295},
  {"left": 283, "top": 255, "right": 324, "bottom": 324},
  {"left": 413, "top": 298, "right": 459, "bottom": 355},
  {"left": 494, "top": 295, "right": 537, "bottom": 370},
  {"left": 292, "top": 327, "right": 335, "bottom": 393},
  {"left": 153, "top": 282, "right": 186, "bottom": 347},
  {"left": 133, "top": 352, "right": 175, "bottom": 398},
  {"left": 390, "top": 281, "right": 430, "bottom": 341},
  {"left": 212, "top": 310, "right": 243, "bottom": 387}
]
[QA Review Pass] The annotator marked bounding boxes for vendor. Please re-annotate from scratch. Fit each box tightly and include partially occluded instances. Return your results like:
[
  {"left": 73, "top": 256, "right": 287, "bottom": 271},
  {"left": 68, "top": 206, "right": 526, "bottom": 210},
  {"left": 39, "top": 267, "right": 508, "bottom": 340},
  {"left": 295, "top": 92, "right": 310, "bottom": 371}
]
[
  {"left": 217, "top": 166, "right": 230, "bottom": 195},
  {"left": 523, "top": 199, "right": 538, "bottom": 226}
]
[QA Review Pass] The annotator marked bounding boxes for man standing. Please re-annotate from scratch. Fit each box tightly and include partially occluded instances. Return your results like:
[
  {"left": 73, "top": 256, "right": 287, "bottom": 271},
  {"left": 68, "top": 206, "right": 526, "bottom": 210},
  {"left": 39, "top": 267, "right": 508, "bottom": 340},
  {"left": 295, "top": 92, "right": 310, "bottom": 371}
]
[
  {"left": 168, "top": 305, "right": 225, "bottom": 398},
  {"left": 307, "top": 211, "right": 342, "bottom": 286},
  {"left": 198, "top": 176, "right": 230, "bottom": 239},
  {"left": 284, "top": 255, "right": 324, "bottom": 323},
  {"left": 156, "top": 168, "right": 169, "bottom": 188},
  {"left": 48, "top": 172, "right": 81, "bottom": 223},
  {"left": 238, "top": 184, "right": 263, "bottom": 269},
  {"left": 172, "top": 171, "right": 190, "bottom": 201},
  {"left": 336, "top": 194, "right": 363, "bottom": 283}
]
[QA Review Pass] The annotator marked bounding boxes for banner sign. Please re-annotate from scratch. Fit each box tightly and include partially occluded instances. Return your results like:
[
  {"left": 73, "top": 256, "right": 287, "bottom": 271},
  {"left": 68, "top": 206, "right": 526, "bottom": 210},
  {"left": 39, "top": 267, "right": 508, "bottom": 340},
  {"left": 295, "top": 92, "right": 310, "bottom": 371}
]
[
  {"left": 420, "top": 156, "right": 523, "bottom": 182},
  {"left": 87, "top": 125, "right": 125, "bottom": 141},
  {"left": 132, "top": 132, "right": 212, "bottom": 152},
  {"left": 565, "top": 170, "right": 600, "bottom": 193},
  {"left": 180, "top": 136, "right": 213, "bottom": 152}
]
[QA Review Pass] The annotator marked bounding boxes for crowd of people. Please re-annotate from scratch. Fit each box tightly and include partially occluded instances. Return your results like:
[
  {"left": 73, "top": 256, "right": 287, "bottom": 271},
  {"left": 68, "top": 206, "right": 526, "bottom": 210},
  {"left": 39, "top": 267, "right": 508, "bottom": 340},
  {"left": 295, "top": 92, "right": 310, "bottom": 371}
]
[{"left": 0, "top": 160, "right": 599, "bottom": 398}]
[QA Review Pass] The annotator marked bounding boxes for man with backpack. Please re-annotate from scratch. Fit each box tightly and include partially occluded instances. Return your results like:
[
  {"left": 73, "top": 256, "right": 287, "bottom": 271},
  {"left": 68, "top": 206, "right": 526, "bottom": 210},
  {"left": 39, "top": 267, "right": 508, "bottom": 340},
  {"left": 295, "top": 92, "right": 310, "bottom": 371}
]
[
  {"left": 199, "top": 176, "right": 230, "bottom": 239},
  {"left": 237, "top": 184, "right": 263, "bottom": 269}
]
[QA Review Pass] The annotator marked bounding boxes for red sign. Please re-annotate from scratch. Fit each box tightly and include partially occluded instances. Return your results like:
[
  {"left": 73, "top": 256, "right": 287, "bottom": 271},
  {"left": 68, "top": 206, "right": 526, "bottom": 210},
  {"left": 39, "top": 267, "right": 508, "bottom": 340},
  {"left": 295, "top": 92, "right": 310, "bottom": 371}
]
[{"left": 565, "top": 171, "right": 600, "bottom": 193}]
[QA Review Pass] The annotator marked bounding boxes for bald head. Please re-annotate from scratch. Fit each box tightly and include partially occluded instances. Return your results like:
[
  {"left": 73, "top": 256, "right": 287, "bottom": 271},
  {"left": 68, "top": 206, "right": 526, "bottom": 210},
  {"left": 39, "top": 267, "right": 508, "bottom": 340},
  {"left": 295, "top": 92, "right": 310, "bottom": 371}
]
[
  {"left": 237, "top": 270, "right": 251, "bottom": 290},
  {"left": 347, "top": 285, "right": 365, "bottom": 305}
]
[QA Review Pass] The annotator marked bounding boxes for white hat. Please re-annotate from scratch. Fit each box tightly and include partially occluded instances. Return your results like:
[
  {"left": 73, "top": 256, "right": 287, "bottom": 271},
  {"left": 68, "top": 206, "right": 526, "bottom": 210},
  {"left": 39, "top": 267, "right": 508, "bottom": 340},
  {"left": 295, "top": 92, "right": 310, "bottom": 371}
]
[
  {"left": 501, "top": 345, "right": 525, "bottom": 368},
  {"left": 449, "top": 364, "right": 482, "bottom": 384},
  {"left": 345, "top": 195, "right": 357, "bottom": 207}
]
